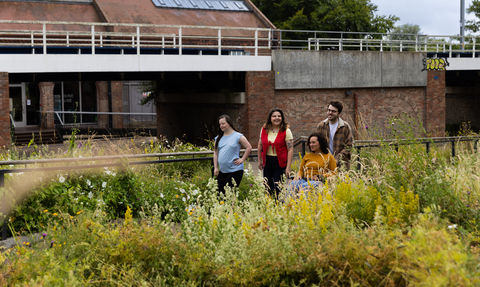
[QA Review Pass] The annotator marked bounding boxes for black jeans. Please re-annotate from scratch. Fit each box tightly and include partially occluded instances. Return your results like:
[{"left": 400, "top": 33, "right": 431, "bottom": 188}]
[
  {"left": 217, "top": 170, "right": 244, "bottom": 194},
  {"left": 263, "top": 155, "right": 285, "bottom": 197}
]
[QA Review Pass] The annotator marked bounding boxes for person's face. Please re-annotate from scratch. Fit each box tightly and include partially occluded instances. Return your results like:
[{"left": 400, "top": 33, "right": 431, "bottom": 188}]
[
  {"left": 327, "top": 105, "right": 340, "bottom": 122},
  {"left": 219, "top": 118, "right": 230, "bottom": 132},
  {"left": 270, "top": 111, "right": 283, "bottom": 127},
  {"left": 309, "top": 136, "right": 320, "bottom": 153}
]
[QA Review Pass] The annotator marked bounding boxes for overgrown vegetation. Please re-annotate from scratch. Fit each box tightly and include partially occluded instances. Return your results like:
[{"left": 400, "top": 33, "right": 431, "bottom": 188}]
[{"left": 0, "top": 118, "right": 480, "bottom": 286}]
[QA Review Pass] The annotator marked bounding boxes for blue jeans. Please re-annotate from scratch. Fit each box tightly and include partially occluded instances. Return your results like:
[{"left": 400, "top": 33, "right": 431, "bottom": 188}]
[{"left": 290, "top": 178, "right": 323, "bottom": 192}]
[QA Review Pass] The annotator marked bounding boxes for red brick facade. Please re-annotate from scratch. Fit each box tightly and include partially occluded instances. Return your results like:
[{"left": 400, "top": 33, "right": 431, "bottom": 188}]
[
  {"left": 244, "top": 70, "right": 446, "bottom": 145},
  {"left": 426, "top": 70, "right": 446, "bottom": 136},
  {"left": 0, "top": 72, "right": 10, "bottom": 146},
  {"left": 96, "top": 81, "right": 124, "bottom": 129}
]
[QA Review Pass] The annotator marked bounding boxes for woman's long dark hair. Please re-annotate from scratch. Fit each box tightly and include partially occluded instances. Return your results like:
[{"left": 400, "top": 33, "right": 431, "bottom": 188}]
[
  {"left": 308, "top": 132, "right": 329, "bottom": 154},
  {"left": 263, "top": 108, "right": 288, "bottom": 132},
  {"left": 215, "top": 115, "right": 238, "bottom": 151}
]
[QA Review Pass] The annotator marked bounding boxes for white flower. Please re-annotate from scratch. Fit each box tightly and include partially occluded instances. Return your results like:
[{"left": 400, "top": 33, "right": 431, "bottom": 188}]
[
  {"left": 187, "top": 195, "right": 190, "bottom": 200},
  {"left": 160, "top": 193, "right": 164, "bottom": 198},
  {"left": 192, "top": 189, "right": 199, "bottom": 195},
  {"left": 119, "top": 202, "right": 123, "bottom": 204},
  {"left": 180, "top": 188, "right": 185, "bottom": 193},
  {"left": 182, "top": 197, "right": 186, "bottom": 202},
  {"left": 88, "top": 192, "right": 93, "bottom": 199},
  {"left": 59, "top": 176, "right": 65, "bottom": 183},
  {"left": 448, "top": 224, "right": 458, "bottom": 229},
  {"left": 86, "top": 180, "right": 91, "bottom": 187},
  {"left": 102, "top": 182, "right": 107, "bottom": 188},
  {"left": 105, "top": 170, "right": 111, "bottom": 175},
  {"left": 112, "top": 173, "right": 116, "bottom": 176}
]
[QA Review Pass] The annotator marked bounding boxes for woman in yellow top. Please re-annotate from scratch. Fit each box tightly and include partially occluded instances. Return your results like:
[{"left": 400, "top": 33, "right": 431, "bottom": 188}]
[{"left": 291, "top": 132, "right": 337, "bottom": 191}]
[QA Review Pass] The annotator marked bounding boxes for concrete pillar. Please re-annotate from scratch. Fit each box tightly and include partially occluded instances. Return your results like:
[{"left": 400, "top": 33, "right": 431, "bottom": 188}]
[
  {"left": 426, "top": 70, "right": 446, "bottom": 136},
  {"left": 39, "top": 82, "right": 55, "bottom": 129},
  {"left": 0, "top": 73, "right": 11, "bottom": 147}
]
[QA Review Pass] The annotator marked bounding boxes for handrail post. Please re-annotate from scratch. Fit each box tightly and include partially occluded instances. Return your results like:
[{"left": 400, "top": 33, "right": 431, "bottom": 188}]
[
  {"left": 91, "top": 25, "right": 95, "bottom": 55},
  {"left": 301, "top": 140, "right": 305, "bottom": 157},
  {"left": 356, "top": 147, "right": 361, "bottom": 171},
  {"left": 43, "top": 23, "right": 47, "bottom": 55},
  {"left": 425, "top": 142, "right": 430, "bottom": 155},
  {"left": 255, "top": 29, "right": 258, "bottom": 56},
  {"left": 137, "top": 26, "right": 140, "bottom": 55},
  {"left": 218, "top": 28, "right": 221, "bottom": 56},
  {"left": 452, "top": 141, "right": 456, "bottom": 158},
  {"left": 0, "top": 171, "right": 6, "bottom": 240},
  {"left": 179, "top": 27, "right": 182, "bottom": 56}
]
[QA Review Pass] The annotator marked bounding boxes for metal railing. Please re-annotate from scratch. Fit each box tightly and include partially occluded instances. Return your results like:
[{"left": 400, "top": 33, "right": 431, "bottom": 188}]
[
  {"left": 273, "top": 29, "right": 480, "bottom": 58},
  {"left": 44, "top": 111, "right": 157, "bottom": 127},
  {"left": 0, "top": 20, "right": 272, "bottom": 56}
]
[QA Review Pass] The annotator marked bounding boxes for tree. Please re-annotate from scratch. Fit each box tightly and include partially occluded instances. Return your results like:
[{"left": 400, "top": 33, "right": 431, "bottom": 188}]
[
  {"left": 466, "top": 0, "right": 480, "bottom": 33},
  {"left": 390, "top": 23, "right": 422, "bottom": 40},
  {"left": 252, "top": 0, "right": 399, "bottom": 36}
]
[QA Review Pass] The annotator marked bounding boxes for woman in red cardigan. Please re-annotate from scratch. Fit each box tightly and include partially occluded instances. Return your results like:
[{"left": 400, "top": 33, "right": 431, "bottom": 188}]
[{"left": 257, "top": 108, "right": 294, "bottom": 197}]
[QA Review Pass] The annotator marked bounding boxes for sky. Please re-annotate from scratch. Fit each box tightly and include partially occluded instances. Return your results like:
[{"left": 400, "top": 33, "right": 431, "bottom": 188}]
[{"left": 372, "top": 0, "right": 477, "bottom": 36}]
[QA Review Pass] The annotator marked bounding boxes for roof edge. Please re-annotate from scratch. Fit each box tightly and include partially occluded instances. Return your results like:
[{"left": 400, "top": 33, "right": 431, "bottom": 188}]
[
  {"left": 243, "top": 0, "right": 276, "bottom": 29},
  {"left": 92, "top": 0, "right": 109, "bottom": 23}
]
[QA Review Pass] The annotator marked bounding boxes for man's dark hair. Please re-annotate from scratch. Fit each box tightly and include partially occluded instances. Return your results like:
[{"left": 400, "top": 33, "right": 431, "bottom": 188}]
[{"left": 328, "top": 101, "right": 343, "bottom": 114}]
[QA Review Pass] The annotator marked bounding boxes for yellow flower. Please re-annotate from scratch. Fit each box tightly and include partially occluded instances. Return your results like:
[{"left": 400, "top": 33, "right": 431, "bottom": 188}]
[
  {"left": 53, "top": 213, "right": 58, "bottom": 216},
  {"left": 43, "top": 210, "right": 48, "bottom": 212},
  {"left": 189, "top": 212, "right": 193, "bottom": 216},
  {"left": 176, "top": 195, "right": 179, "bottom": 198},
  {"left": 220, "top": 201, "right": 224, "bottom": 205}
]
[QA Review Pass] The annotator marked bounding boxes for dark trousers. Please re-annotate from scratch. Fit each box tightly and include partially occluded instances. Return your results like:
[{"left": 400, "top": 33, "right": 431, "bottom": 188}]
[
  {"left": 217, "top": 170, "right": 244, "bottom": 194},
  {"left": 263, "top": 156, "right": 285, "bottom": 197}
]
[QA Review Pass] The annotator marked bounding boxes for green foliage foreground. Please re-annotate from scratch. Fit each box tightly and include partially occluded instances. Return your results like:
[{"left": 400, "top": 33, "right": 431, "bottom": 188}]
[{"left": 1, "top": 134, "right": 480, "bottom": 286}]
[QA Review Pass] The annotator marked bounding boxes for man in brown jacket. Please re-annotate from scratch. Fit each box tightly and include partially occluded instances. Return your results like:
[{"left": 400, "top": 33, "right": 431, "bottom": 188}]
[{"left": 316, "top": 101, "right": 353, "bottom": 169}]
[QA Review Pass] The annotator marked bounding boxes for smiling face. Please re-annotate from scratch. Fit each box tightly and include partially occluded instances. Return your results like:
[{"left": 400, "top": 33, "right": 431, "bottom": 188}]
[
  {"left": 327, "top": 104, "right": 340, "bottom": 123},
  {"left": 309, "top": 136, "right": 320, "bottom": 153},
  {"left": 270, "top": 111, "right": 283, "bottom": 127},
  {"left": 219, "top": 117, "right": 230, "bottom": 132}
]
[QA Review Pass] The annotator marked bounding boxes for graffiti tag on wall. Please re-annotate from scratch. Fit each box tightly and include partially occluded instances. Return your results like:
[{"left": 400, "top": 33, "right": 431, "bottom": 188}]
[
  {"left": 422, "top": 57, "right": 449, "bottom": 71},
  {"left": 333, "top": 53, "right": 356, "bottom": 67}
]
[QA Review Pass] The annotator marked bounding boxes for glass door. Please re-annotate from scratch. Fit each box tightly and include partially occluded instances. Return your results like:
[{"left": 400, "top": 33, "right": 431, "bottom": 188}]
[{"left": 9, "top": 83, "right": 26, "bottom": 128}]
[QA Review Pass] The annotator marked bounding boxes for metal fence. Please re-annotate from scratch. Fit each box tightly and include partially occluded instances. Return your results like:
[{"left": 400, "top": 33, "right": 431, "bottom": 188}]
[{"left": 0, "top": 20, "right": 272, "bottom": 56}]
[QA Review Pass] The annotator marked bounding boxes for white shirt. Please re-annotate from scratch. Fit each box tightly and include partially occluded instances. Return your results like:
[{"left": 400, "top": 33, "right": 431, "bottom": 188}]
[{"left": 328, "top": 121, "right": 338, "bottom": 155}]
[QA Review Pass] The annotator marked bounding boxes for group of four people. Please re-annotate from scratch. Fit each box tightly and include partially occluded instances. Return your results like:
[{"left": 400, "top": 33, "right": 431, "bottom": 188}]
[{"left": 213, "top": 101, "right": 353, "bottom": 196}]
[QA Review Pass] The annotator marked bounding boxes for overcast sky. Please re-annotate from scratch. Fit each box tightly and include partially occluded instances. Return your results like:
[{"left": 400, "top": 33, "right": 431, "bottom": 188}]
[{"left": 373, "top": 0, "right": 477, "bottom": 36}]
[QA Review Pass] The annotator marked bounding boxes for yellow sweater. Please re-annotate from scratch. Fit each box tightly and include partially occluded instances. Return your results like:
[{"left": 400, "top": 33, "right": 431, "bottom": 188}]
[{"left": 297, "top": 152, "right": 337, "bottom": 179}]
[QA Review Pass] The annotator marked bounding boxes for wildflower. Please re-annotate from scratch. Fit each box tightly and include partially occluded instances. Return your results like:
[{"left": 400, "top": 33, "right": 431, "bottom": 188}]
[
  {"left": 53, "top": 213, "right": 58, "bottom": 216},
  {"left": 112, "top": 173, "right": 116, "bottom": 176},
  {"left": 180, "top": 188, "right": 185, "bottom": 193},
  {"left": 192, "top": 189, "right": 199, "bottom": 195},
  {"left": 102, "top": 182, "right": 107, "bottom": 188},
  {"left": 189, "top": 212, "right": 193, "bottom": 215},
  {"left": 448, "top": 224, "right": 458, "bottom": 229},
  {"left": 105, "top": 170, "right": 111, "bottom": 175},
  {"left": 43, "top": 209, "right": 48, "bottom": 212},
  {"left": 86, "top": 180, "right": 91, "bottom": 187},
  {"left": 42, "top": 233, "right": 47, "bottom": 238},
  {"left": 182, "top": 197, "right": 186, "bottom": 202},
  {"left": 365, "top": 125, "right": 368, "bottom": 129},
  {"left": 176, "top": 195, "right": 179, "bottom": 198},
  {"left": 220, "top": 201, "right": 224, "bottom": 205},
  {"left": 160, "top": 193, "right": 164, "bottom": 198},
  {"left": 88, "top": 192, "right": 93, "bottom": 199}
]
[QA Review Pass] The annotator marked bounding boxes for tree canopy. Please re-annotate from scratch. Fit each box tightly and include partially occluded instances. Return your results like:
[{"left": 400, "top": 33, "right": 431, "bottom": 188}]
[
  {"left": 466, "top": 0, "right": 480, "bottom": 33},
  {"left": 252, "top": 0, "right": 399, "bottom": 34},
  {"left": 390, "top": 23, "right": 422, "bottom": 41}
]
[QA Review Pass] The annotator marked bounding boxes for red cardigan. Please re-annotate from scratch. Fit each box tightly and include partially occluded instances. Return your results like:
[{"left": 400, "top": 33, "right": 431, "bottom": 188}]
[{"left": 261, "top": 127, "right": 288, "bottom": 168}]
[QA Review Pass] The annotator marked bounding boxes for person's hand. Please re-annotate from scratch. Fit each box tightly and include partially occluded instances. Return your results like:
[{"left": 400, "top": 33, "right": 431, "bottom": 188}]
[
  {"left": 258, "top": 162, "right": 263, "bottom": 170},
  {"left": 285, "top": 167, "right": 291, "bottom": 178},
  {"left": 233, "top": 158, "right": 244, "bottom": 165},
  {"left": 214, "top": 167, "right": 219, "bottom": 177}
]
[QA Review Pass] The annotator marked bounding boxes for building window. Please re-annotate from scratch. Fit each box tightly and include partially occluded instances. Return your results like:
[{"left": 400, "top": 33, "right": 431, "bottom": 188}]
[{"left": 53, "top": 81, "right": 97, "bottom": 125}]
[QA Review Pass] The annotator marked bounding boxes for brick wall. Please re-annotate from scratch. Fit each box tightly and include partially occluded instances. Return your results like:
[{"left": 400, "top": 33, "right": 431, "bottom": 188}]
[
  {"left": 426, "top": 70, "right": 446, "bottom": 136},
  {"left": 244, "top": 71, "right": 275, "bottom": 146},
  {"left": 0, "top": 73, "right": 10, "bottom": 146},
  {"left": 96, "top": 81, "right": 124, "bottom": 129},
  {"left": 39, "top": 82, "right": 55, "bottom": 129}
]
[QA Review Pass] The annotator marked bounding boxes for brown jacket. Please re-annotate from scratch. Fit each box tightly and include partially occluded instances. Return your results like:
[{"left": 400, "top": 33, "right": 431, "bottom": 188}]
[{"left": 316, "top": 117, "right": 353, "bottom": 168}]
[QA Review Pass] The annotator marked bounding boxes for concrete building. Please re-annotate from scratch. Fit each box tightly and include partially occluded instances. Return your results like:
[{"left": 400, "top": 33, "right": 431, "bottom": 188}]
[{"left": 1, "top": 0, "right": 477, "bottom": 148}]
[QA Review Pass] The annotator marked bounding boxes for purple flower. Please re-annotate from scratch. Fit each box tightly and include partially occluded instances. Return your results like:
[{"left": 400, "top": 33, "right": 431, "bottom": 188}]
[
  {"left": 250, "top": 184, "right": 253, "bottom": 187},
  {"left": 365, "top": 125, "right": 368, "bottom": 129},
  {"left": 42, "top": 233, "right": 47, "bottom": 238},
  {"left": 77, "top": 142, "right": 82, "bottom": 148}
]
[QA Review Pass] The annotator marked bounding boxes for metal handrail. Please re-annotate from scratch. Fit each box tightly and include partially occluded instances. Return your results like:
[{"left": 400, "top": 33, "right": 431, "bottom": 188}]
[{"left": 9, "top": 114, "right": 16, "bottom": 128}]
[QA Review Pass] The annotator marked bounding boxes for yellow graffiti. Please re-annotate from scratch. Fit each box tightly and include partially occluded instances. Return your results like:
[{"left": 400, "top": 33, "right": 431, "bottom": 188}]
[{"left": 426, "top": 58, "right": 448, "bottom": 70}]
